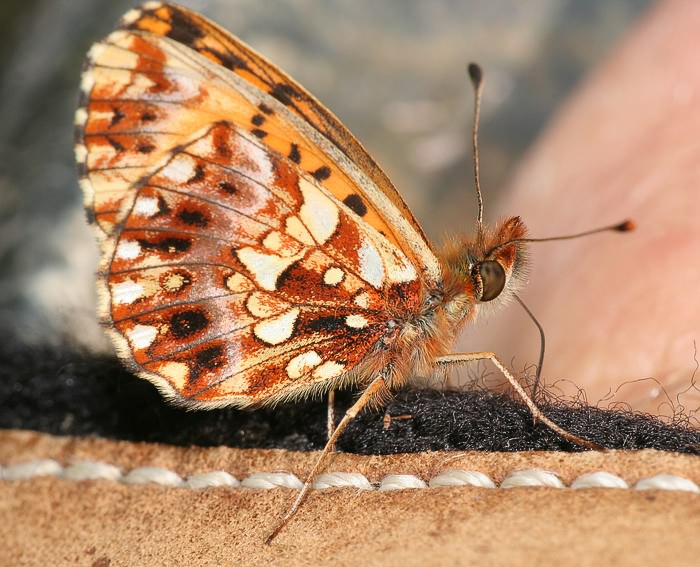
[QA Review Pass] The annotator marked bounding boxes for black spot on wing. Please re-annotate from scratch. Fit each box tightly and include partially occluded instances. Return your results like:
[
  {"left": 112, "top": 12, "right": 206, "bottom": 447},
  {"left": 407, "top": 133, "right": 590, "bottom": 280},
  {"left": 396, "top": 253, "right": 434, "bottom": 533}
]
[
  {"left": 177, "top": 208, "right": 209, "bottom": 228},
  {"left": 304, "top": 315, "right": 367, "bottom": 335},
  {"left": 311, "top": 166, "right": 331, "bottom": 181},
  {"left": 270, "top": 82, "right": 299, "bottom": 106},
  {"left": 137, "top": 236, "right": 191, "bottom": 254},
  {"left": 218, "top": 180, "right": 237, "bottom": 195},
  {"left": 306, "top": 315, "right": 346, "bottom": 333},
  {"left": 155, "top": 195, "right": 171, "bottom": 217},
  {"left": 76, "top": 160, "right": 88, "bottom": 177},
  {"left": 195, "top": 344, "right": 225, "bottom": 370},
  {"left": 110, "top": 107, "right": 125, "bottom": 128},
  {"left": 163, "top": 8, "right": 205, "bottom": 44},
  {"left": 343, "top": 194, "right": 368, "bottom": 217},
  {"left": 188, "top": 343, "right": 227, "bottom": 382},
  {"left": 170, "top": 309, "right": 209, "bottom": 339},
  {"left": 199, "top": 46, "right": 249, "bottom": 71},
  {"left": 85, "top": 207, "right": 96, "bottom": 225},
  {"left": 107, "top": 136, "right": 124, "bottom": 152},
  {"left": 137, "top": 142, "right": 156, "bottom": 154},
  {"left": 258, "top": 103, "right": 274, "bottom": 116},
  {"left": 251, "top": 114, "right": 265, "bottom": 126},
  {"left": 251, "top": 128, "right": 267, "bottom": 139},
  {"left": 288, "top": 143, "right": 301, "bottom": 164},
  {"left": 187, "top": 164, "right": 205, "bottom": 184}
]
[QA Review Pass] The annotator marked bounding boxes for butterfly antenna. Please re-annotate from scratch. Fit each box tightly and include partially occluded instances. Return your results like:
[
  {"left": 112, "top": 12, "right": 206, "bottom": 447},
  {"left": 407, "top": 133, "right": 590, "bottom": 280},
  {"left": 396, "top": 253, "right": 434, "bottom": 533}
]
[
  {"left": 514, "top": 294, "right": 545, "bottom": 398},
  {"left": 489, "top": 219, "right": 635, "bottom": 257},
  {"left": 467, "top": 63, "right": 485, "bottom": 231}
]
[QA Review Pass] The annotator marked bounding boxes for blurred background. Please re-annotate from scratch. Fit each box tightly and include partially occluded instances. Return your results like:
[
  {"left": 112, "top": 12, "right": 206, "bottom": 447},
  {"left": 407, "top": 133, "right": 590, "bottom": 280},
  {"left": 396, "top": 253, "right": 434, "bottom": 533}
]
[{"left": 0, "top": 0, "right": 651, "bottom": 351}]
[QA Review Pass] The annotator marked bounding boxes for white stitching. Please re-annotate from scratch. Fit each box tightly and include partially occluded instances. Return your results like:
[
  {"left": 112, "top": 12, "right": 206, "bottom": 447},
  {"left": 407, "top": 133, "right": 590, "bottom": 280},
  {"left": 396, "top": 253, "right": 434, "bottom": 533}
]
[
  {"left": 314, "top": 472, "right": 373, "bottom": 490},
  {"left": 241, "top": 472, "right": 303, "bottom": 490},
  {"left": 379, "top": 474, "right": 427, "bottom": 491},
  {"left": 635, "top": 474, "right": 700, "bottom": 493},
  {"left": 571, "top": 471, "right": 629, "bottom": 489},
  {"left": 186, "top": 471, "right": 240, "bottom": 489},
  {"left": 1, "top": 459, "right": 62, "bottom": 480},
  {"left": 2, "top": 460, "right": 698, "bottom": 493},
  {"left": 500, "top": 470, "right": 565, "bottom": 488},
  {"left": 62, "top": 461, "right": 122, "bottom": 482},
  {"left": 122, "top": 467, "right": 184, "bottom": 487},
  {"left": 429, "top": 470, "right": 496, "bottom": 489}
]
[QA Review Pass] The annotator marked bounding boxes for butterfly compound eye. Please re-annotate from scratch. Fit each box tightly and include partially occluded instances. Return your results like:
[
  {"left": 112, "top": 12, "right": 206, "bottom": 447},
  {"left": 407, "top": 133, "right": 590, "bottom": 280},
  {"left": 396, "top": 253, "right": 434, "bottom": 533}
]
[{"left": 478, "top": 261, "right": 506, "bottom": 302}]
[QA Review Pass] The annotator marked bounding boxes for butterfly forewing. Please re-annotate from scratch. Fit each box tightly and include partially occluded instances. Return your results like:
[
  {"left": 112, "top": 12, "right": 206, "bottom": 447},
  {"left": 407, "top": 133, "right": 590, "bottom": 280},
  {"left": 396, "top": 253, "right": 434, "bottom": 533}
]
[
  {"left": 76, "top": 4, "right": 433, "bottom": 407},
  {"left": 118, "top": 2, "right": 439, "bottom": 271}
]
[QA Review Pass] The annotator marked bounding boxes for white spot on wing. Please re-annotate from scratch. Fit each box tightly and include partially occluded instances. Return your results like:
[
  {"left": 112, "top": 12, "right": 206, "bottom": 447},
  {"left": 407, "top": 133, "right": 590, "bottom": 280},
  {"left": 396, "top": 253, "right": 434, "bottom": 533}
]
[
  {"left": 225, "top": 273, "right": 254, "bottom": 293},
  {"left": 189, "top": 135, "right": 214, "bottom": 157},
  {"left": 299, "top": 178, "right": 339, "bottom": 244},
  {"left": 354, "top": 292, "right": 371, "bottom": 308},
  {"left": 163, "top": 273, "right": 186, "bottom": 292},
  {"left": 74, "top": 144, "right": 87, "bottom": 164},
  {"left": 157, "top": 361, "right": 189, "bottom": 390},
  {"left": 127, "top": 325, "right": 157, "bottom": 349},
  {"left": 161, "top": 155, "right": 196, "bottom": 183},
  {"left": 80, "top": 70, "right": 94, "bottom": 95},
  {"left": 286, "top": 351, "right": 322, "bottom": 379},
  {"left": 285, "top": 216, "right": 315, "bottom": 247},
  {"left": 313, "top": 361, "right": 345, "bottom": 380},
  {"left": 115, "top": 240, "right": 141, "bottom": 260},
  {"left": 382, "top": 244, "right": 418, "bottom": 284},
  {"left": 112, "top": 281, "right": 145, "bottom": 304},
  {"left": 79, "top": 177, "right": 94, "bottom": 201},
  {"left": 346, "top": 314, "right": 369, "bottom": 329},
  {"left": 120, "top": 8, "right": 144, "bottom": 25},
  {"left": 246, "top": 291, "right": 289, "bottom": 318},
  {"left": 133, "top": 196, "right": 160, "bottom": 217},
  {"left": 74, "top": 108, "right": 87, "bottom": 127},
  {"left": 104, "top": 30, "right": 130, "bottom": 46},
  {"left": 323, "top": 267, "right": 344, "bottom": 286},
  {"left": 253, "top": 308, "right": 299, "bottom": 345},
  {"left": 86, "top": 42, "right": 105, "bottom": 63},
  {"left": 262, "top": 231, "right": 284, "bottom": 252},
  {"left": 237, "top": 247, "right": 303, "bottom": 291},
  {"left": 358, "top": 238, "right": 385, "bottom": 288}
]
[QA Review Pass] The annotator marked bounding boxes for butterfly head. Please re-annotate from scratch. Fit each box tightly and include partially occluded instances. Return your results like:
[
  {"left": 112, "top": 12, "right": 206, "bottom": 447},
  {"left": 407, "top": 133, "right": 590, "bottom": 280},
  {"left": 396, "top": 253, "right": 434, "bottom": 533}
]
[{"left": 440, "top": 215, "right": 529, "bottom": 312}]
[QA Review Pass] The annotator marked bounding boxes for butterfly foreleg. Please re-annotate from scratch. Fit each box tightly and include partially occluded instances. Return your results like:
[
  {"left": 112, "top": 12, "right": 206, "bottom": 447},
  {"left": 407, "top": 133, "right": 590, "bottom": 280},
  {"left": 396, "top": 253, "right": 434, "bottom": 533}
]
[
  {"left": 435, "top": 352, "right": 602, "bottom": 450},
  {"left": 266, "top": 373, "right": 388, "bottom": 544},
  {"left": 327, "top": 389, "right": 336, "bottom": 442}
]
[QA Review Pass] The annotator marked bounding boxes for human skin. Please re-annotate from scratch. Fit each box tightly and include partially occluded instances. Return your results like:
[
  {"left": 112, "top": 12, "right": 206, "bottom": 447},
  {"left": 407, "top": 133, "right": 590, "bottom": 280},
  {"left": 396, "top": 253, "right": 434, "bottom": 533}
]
[{"left": 461, "top": 0, "right": 700, "bottom": 416}]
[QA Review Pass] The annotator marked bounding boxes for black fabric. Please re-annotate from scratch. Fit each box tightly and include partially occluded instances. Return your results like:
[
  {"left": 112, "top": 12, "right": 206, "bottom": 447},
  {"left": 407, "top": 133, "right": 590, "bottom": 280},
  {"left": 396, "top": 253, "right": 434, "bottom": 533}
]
[{"left": 1, "top": 340, "right": 698, "bottom": 454}]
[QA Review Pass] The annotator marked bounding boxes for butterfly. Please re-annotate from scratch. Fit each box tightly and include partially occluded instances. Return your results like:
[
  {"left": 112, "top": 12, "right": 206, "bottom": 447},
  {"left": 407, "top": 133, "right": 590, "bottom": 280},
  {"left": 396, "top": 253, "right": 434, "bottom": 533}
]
[{"left": 75, "top": 2, "right": 632, "bottom": 542}]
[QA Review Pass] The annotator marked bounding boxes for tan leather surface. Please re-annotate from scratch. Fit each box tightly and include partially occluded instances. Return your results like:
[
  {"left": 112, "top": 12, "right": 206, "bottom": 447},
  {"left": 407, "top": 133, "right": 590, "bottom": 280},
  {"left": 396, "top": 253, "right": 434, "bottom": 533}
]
[{"left": 2, "top": 430, "right": 699, "bottom": 566}]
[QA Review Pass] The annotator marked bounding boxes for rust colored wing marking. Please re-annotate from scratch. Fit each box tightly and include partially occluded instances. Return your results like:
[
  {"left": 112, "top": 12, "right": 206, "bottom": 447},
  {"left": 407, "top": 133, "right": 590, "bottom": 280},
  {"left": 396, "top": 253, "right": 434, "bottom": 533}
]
[{"left": 101, "top": 120, "right": 417, "bottom": 407}]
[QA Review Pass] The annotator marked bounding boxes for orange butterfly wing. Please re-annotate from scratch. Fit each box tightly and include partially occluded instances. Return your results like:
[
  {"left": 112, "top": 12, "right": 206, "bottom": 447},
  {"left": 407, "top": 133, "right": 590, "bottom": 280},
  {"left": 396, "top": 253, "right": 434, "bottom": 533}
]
[{"left": 75, "top": 3, "right": 439, "bottom": 407}]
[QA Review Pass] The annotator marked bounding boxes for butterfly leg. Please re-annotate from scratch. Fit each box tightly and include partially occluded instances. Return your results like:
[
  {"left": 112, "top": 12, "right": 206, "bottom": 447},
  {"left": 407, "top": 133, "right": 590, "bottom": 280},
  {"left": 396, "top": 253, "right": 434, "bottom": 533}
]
[
  {"left": 327, "top": 389, "right": 336, "bottom": 442},
  {"left": 266, "top": 374, "right": 387, "bottom": 544},
  {"left": 435, "top": 352, "right": 602, "bottom": 450}
]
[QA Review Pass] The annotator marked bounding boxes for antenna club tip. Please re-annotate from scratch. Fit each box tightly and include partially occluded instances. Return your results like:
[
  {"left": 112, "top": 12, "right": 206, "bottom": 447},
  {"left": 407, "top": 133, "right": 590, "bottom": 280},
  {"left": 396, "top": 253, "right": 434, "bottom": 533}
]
[
  {"left": 467, "top": 62, "right": 483, "bottom": 87},
  {"left": 616, "top": 219, "right": 636, "bottom": 232}
]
